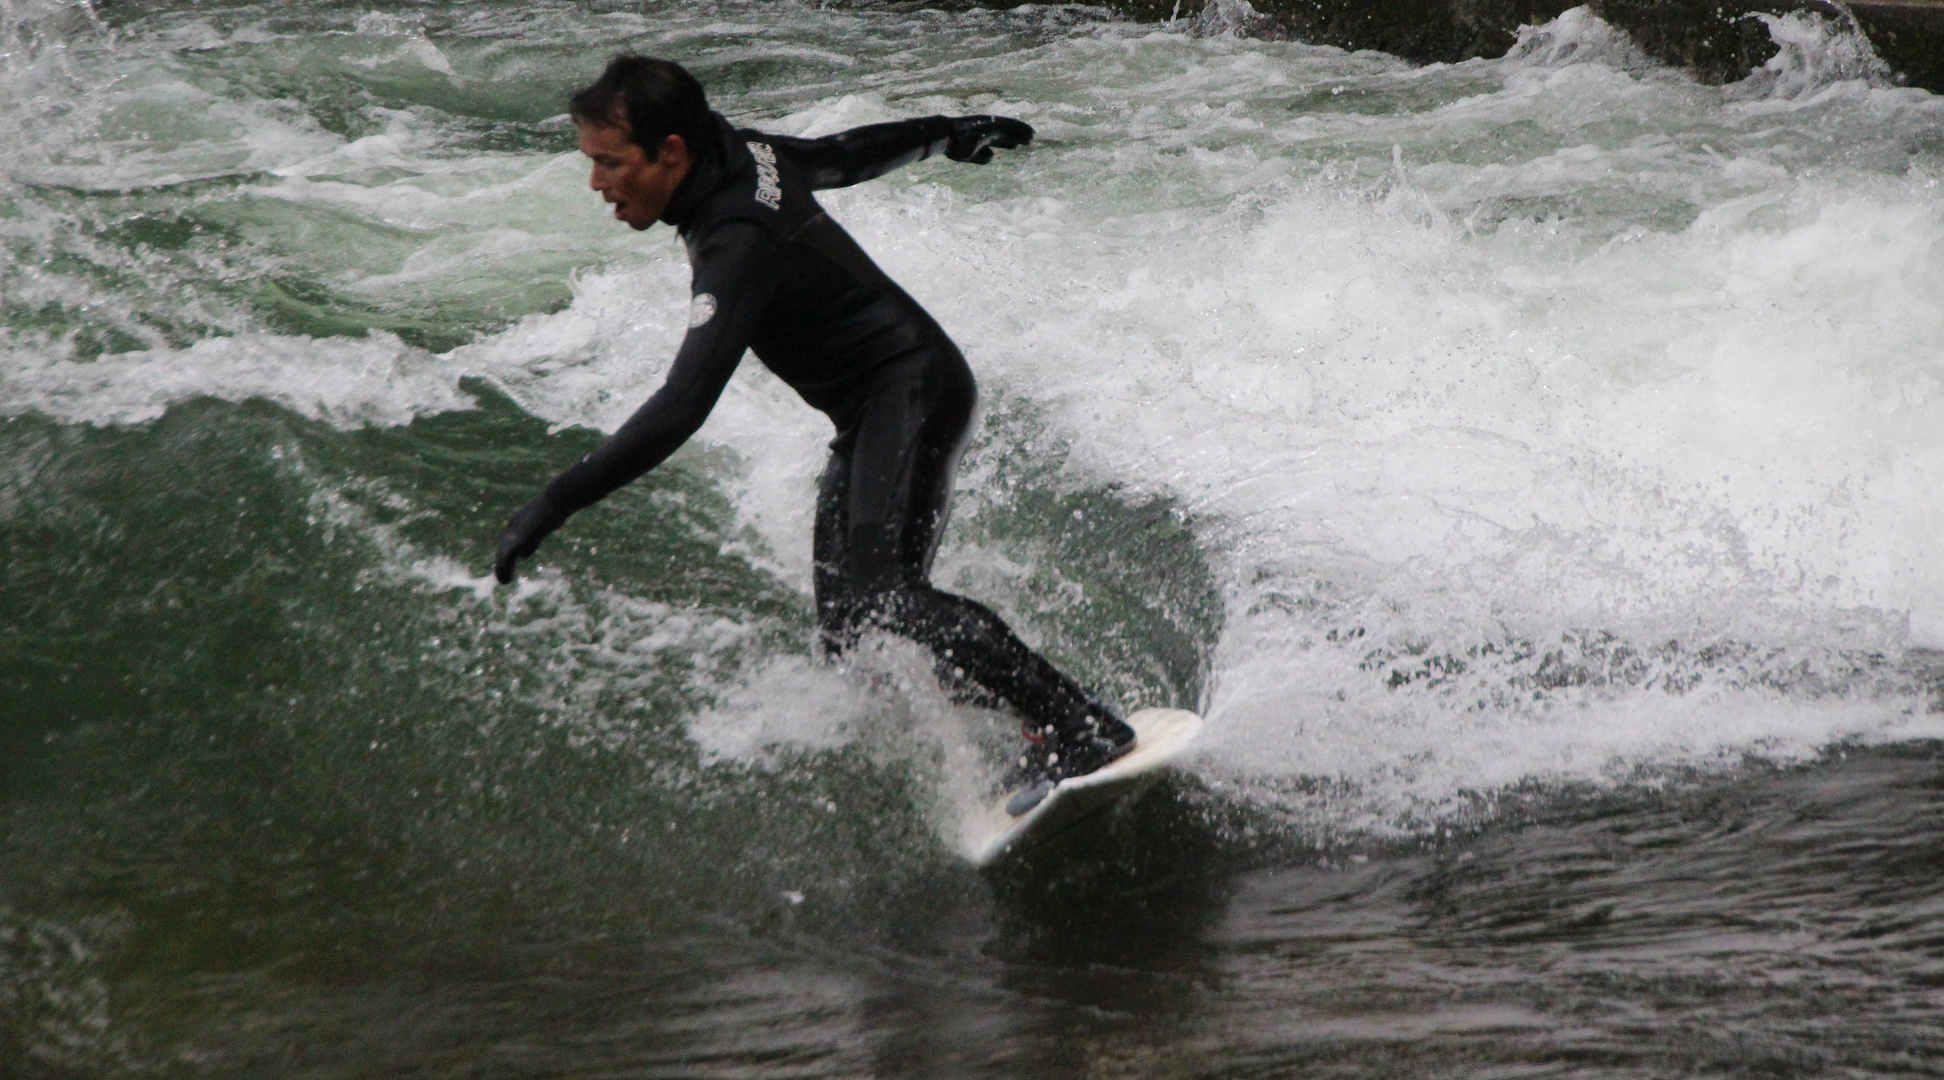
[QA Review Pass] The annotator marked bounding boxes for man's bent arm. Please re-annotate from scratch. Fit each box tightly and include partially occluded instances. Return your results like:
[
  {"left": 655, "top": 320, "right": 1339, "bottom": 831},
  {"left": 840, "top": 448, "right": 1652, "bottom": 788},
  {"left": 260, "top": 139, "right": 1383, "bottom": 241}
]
[
  {"left": 541, "top": 221, "right": 781, "bottom": 514},
  {"left": 766, "top": 115, "right": 1033, "bottom": 190}
]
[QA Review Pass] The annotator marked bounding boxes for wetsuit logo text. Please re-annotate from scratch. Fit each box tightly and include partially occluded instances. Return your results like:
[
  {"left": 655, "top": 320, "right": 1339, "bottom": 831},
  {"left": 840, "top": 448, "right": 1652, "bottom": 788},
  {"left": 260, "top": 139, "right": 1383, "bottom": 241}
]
[{"left": 747, "top": 141, "right": 782, "bottom": 210}]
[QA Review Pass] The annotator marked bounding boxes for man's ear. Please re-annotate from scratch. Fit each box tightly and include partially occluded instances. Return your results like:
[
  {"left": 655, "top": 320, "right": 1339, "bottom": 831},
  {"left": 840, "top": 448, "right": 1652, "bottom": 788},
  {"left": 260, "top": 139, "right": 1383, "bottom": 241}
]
[{"left": 658, "top": 133, "right": 689, "bottom": 168}]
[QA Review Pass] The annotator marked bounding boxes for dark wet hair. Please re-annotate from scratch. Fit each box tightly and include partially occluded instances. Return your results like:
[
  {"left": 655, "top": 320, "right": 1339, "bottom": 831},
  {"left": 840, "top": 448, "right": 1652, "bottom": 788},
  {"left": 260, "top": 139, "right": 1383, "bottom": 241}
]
[{"left": 569, "top": 55, "right": 719, "bottom": 162}]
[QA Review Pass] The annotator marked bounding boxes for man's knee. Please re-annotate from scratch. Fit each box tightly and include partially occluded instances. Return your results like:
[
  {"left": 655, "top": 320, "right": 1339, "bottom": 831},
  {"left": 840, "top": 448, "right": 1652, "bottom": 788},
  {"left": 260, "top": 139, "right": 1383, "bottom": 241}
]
[{"left": 815, "top": 581, "right": 908, "bottom": 655}]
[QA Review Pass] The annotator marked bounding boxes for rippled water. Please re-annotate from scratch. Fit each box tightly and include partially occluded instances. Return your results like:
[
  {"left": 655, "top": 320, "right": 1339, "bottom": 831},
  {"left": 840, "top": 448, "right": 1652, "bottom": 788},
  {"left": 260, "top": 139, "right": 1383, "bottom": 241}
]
[{"left": 5, "top": 0, "right": 1944, "bottom": 1074}]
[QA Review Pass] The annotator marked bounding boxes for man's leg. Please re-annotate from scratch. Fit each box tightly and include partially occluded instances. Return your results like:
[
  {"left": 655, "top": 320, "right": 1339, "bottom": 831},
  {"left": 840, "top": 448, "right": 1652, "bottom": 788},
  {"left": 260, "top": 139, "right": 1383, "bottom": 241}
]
[{"left": 811, "top": 352, "right": 1132, "bottom": 778}]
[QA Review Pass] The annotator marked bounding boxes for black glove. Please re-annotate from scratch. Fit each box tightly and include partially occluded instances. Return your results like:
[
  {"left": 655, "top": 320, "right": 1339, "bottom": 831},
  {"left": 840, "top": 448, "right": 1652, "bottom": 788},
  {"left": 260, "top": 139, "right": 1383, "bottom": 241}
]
[
  {"left": 493, "top": 496, "right": 569, "bottom": 584},
  {"left": 944, "top": 115, "right": 1034, "bottom": 165}
]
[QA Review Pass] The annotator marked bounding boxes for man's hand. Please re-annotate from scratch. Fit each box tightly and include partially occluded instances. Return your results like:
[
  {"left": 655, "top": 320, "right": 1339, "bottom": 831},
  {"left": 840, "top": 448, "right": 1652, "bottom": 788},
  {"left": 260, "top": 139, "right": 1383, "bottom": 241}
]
[
  {"left": 944, "top": 116, "right": 1034, "bottom": 165},
  {"left": 494, "top": 496, "right": 569, "bottom": 584}
]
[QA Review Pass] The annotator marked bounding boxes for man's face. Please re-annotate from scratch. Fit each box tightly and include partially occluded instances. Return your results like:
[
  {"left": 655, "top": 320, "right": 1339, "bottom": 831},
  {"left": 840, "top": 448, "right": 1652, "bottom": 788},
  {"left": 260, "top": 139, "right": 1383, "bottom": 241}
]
[{"left": 579, "top": 123, "right": 690, "bottom": 230}]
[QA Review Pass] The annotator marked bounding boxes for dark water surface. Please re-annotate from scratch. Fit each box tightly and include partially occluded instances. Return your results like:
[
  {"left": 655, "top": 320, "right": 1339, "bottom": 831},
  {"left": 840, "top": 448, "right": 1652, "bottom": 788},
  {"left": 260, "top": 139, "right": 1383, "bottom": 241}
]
[
  {"left": 7, "top": 0, "right": 1944, "bottom": 1074},
  {"left": 15, "top": 734, "right": 1944, "bottom": 1075}
]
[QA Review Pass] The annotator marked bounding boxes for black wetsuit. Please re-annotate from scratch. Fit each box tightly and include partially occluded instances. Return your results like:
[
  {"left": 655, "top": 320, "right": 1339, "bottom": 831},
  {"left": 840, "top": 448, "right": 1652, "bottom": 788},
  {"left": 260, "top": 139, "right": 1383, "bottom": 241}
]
[{"left": 514, "top": 114, "right": 1111, "bottom": 738}]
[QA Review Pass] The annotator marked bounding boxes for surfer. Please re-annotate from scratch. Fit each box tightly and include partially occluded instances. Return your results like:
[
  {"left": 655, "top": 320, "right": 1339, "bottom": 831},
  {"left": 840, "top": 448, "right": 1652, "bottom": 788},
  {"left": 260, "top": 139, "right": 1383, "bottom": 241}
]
[{"left": 492, "top": 56, "right": 1135, "bottom": 787}]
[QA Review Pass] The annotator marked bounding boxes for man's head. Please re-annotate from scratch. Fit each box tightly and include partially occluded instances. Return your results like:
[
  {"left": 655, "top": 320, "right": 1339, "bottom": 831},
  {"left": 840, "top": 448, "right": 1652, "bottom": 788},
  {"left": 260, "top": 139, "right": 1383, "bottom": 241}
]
[{"left": 570, "top": 56, "right": 716, "bottom": 230}]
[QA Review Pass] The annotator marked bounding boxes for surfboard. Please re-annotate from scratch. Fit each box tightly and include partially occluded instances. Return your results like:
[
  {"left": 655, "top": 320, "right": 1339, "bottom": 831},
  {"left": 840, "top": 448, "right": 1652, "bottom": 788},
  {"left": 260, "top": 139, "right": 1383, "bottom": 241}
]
[{"left": 965, "top": 707, "right": 1203, "bottom": 867}]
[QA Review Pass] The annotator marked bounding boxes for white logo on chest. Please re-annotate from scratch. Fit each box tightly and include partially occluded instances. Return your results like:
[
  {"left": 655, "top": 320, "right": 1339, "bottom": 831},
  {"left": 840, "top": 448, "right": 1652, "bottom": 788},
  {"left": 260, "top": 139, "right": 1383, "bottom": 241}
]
[
  {"left": 689, "top": 292, "right": 717, "bottom": 327},
  {"left": 747, "top": 141, "right": 782, "bottom": 210}
]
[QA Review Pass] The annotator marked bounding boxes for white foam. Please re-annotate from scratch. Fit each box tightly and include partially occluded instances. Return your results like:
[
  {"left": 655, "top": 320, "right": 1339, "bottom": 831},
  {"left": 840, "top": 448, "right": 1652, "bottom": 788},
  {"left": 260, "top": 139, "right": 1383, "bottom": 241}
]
[
  {"left": 1505, "top": 5, "right": 1661, "bottom": 75},
  {"left": 1746, "top": 9, "right": 1895, "bottom": 101},
  {"left": 0, "top": 331, "right": 472, "bottom": 427},
  {"left": 348, "top": 12, "right": 461, "bottom": 83},
  {"left": 686, "top": 655, "right": 877, "bottom": 765}
]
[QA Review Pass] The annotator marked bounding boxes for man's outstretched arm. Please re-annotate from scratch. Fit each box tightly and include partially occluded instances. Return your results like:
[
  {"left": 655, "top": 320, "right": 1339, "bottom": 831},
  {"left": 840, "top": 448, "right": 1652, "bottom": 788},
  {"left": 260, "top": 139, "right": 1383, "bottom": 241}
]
[
  {"left": 494, "top": 221, "right": 781, "bottom": 583},
  {"left": 766, "top": 115, "right": 1033, "bottom": 190}
]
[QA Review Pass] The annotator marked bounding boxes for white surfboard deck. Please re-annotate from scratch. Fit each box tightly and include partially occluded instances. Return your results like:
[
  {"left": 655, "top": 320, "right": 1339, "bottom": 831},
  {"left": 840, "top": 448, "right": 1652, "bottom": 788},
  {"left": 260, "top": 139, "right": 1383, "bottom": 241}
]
[{"left": 964, "top": 707, "right": 1203, "bottom": 867}]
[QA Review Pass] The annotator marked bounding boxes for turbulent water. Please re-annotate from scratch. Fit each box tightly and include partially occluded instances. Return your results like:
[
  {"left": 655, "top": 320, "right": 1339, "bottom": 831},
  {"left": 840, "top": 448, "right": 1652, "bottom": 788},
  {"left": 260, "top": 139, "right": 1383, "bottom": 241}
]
[{"left": 6, "top": 0, "right": 1944, "bottom": 1074}]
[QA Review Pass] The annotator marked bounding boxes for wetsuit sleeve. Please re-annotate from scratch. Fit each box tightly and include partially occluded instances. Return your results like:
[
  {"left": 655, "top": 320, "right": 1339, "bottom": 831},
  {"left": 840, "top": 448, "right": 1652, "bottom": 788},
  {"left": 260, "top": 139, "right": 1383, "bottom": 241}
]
[
  {"left": 538, "top": 221, "right": 781, "bottom": 514},
  {"left": 766, "top": 115, "right": 1032, "bottom": 189}
]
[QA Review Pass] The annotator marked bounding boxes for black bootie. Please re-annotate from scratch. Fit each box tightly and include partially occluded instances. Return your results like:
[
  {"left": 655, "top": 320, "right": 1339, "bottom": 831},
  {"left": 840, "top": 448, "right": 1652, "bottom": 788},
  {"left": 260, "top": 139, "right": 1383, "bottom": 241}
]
[{"left": 1003, "top": 696, "right": 1137, "bottom": 816}]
